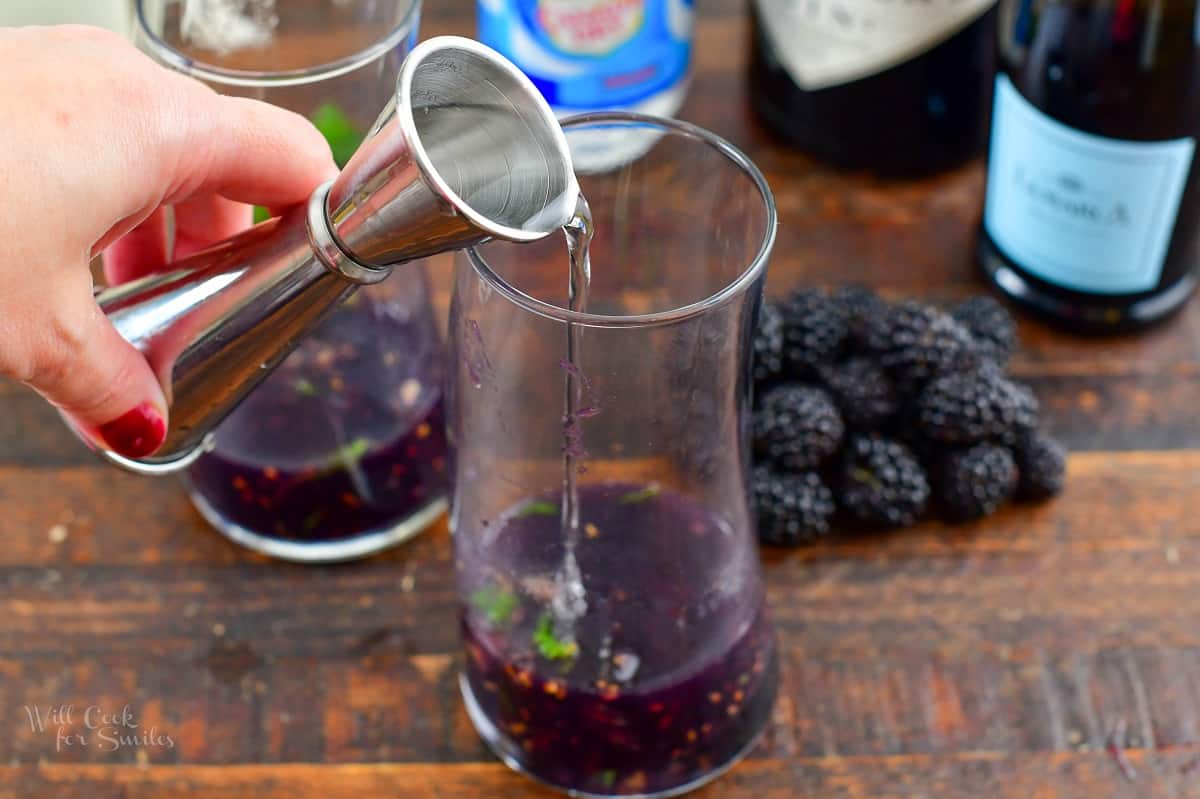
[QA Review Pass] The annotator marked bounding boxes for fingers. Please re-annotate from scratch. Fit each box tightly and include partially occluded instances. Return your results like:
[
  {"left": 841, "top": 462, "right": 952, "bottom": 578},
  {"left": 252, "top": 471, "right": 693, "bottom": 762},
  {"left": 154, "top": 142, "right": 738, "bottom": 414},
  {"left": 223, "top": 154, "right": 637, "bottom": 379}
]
[
  {"left": 5, "top": 28, "right": 337, "bottom": 267},
  {"left": 103, "top": 207, "right": 170, "bottom": 284},
  {"left": 23, "top": 290, "right": 168, "bottom": 459},
  {"left": 173, "top": 194, "right": 254, "bottom": 260},
  {"left": 167, "top": 94, "right": 339, "bottom": 209},
  {"left": 103, "top": 80, "right": 336, "bottom": 282},
  {"left": 103, "top": 194, "right": 256, "bottom": 283},
  {"left": 0, "top": 27, "right": 342, "bottom": 461}
]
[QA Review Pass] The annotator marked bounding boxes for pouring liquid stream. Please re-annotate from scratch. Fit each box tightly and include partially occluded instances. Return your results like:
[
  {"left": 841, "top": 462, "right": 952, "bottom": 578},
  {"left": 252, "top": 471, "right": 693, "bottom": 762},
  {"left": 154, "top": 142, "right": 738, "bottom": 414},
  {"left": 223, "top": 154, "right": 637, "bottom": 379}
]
[{"left": 550, "top": 194, "right": 595, "bottom": 641}]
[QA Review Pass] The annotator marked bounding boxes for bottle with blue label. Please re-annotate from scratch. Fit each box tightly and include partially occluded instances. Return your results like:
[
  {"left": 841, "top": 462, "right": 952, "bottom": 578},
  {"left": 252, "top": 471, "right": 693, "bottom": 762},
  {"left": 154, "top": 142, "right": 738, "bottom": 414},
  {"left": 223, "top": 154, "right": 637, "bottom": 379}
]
[
  {"left": 979, "top": 0, "right": 1200, "bottom": 330},
  {"left": 477, "top": 0, "right": 693, "bottom": 118}
]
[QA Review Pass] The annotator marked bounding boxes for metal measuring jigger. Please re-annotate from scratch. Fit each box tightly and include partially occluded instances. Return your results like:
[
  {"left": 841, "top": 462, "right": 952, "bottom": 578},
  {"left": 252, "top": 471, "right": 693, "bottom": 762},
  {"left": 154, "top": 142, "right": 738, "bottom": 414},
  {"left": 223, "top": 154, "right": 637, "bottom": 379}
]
[{"left": 92, "top": 36, "right": 579, "bottom": 474}]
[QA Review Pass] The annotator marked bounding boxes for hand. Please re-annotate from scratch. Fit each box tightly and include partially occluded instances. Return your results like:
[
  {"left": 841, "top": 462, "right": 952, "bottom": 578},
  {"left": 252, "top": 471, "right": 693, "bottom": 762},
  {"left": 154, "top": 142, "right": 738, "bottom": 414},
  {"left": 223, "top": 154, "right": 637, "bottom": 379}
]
[{"left": 0, "top": 25, "right": 337, "bottom": 458}]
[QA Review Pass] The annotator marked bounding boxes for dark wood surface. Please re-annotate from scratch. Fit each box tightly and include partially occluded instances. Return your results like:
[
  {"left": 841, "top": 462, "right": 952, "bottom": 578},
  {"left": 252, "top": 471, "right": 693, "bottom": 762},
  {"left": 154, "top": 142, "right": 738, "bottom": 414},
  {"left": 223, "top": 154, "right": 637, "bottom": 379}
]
[{"left": 3, "top": 3, "right": 1200, "bottom": 797}]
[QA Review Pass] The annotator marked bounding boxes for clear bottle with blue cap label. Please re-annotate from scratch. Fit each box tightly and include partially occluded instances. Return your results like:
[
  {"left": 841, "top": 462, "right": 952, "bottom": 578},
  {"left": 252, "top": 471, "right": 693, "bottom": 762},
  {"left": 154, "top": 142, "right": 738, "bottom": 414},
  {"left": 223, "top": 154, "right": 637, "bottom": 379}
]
[{"left": 477, "top": 0, "right": 693, "bottom": 118}]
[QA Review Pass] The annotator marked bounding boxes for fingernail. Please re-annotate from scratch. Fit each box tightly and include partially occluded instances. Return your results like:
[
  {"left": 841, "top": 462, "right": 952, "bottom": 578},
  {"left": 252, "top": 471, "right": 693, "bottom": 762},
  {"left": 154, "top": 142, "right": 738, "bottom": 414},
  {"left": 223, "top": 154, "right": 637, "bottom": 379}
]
[{"left": 96, "top": 403, "right": 167, "bottom": 459}]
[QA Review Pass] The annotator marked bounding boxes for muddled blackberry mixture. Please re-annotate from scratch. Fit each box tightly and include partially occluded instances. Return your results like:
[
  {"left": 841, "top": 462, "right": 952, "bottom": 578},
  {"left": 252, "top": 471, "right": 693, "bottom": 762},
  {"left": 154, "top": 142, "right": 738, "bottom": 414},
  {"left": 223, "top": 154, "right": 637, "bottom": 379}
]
[
  {"left": 188, "top": 289, "right": 447, "bottom": 542},
  {"left": 460, "top": 483, "right": 776, "bottom": 796}
]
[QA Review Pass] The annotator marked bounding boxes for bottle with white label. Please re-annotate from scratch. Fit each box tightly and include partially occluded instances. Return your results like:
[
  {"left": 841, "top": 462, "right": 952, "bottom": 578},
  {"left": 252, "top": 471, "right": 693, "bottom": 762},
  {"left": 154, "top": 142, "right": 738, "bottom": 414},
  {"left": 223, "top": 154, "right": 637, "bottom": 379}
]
[
  {"left": 477, "top": 0, "right": 692, "bottom": 167},
  {"left": 979, "top": 0, "right": 1200, "bottom": 330},
  {"left": 749, "top": 0, "right": 997, "bottom": 175}
]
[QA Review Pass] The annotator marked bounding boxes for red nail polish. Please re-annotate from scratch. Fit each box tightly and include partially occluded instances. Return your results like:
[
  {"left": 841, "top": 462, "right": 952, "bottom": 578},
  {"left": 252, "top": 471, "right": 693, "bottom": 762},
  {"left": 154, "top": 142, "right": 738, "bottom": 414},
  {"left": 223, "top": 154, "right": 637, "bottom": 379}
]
[{"left": 96, "top": 403, "right": 166, "bottom": 459}]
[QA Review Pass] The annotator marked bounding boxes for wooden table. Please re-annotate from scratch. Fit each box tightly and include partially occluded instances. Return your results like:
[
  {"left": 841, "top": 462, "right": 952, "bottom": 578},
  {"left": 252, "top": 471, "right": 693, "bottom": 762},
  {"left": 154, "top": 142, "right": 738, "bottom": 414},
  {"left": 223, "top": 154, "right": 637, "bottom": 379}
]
[{"left": 4, "top": 3, "right": 1200, "bottom": 797}]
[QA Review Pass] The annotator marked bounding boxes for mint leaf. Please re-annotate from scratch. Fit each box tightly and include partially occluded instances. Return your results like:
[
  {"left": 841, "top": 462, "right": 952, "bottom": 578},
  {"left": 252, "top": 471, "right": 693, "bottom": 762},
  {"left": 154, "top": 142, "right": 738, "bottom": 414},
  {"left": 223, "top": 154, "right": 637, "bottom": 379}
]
[
  {"left": 334, "top": 437, "right": 372, "bottom": 470},
  {"left": 532, "top": 614, "right": 578, "bottom": 662},
  {"left": 471, "top": 585, "right": 518, "bottom": 626},
  {"left": 515, "top": 500, "right": 558, "bottom": 518},
  {"left": 311, "top": 103, "right": 363, "bottom": 168},
  {"left": 301, "top": 509, "right": 325, "bottom": 534},
  {"left": 618, "top": 483, "right": 661, "bottom": 504},
  {"left": 293, "top": 378, "right": 318, "bottom": 397},
  {"left": 253, "top": 205, "right": 271, "bottom": 224}
]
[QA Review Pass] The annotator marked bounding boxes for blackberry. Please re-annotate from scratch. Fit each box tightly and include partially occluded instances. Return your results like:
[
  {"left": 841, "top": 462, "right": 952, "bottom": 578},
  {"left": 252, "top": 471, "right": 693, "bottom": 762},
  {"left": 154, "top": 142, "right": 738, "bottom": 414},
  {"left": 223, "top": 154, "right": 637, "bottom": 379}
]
[
  {"left": 831, "top": 285, "right": 889, "bottom": 352},
  {"left": 838, "top": 434, "right": 929, "bottom": 527},
  {"left": 869, "top": 301, "right": 978, "bottom": 390},
  {"left": 820, "top": 357, "right": 898, "bottom": 430},
  {"left": 953, "top": 296, "right": 1018, "bottom": 368},
  {"left": 780, "top": 288, "right": 849, "bottom": 377},
  {"left": 1014, "top": 431, "right": 1067, "bottom": 501},
  {"left": 1001, "top": 381, "right": 1041, "bottom": 444},
  {"left": 935, "top": 443, "right": 1018, "bottom": 521},
  {"left": 754, "top": 385, "right": 845, "bottom": 471},
  {"left": 752, "top": 466, "right": 836, "bottom": 546},
  {"left": 916, "top": 369, "right": 1040, "bottom": 445},
  {"left": 753, "top": 301, "right": 786, "bottom": 388}
]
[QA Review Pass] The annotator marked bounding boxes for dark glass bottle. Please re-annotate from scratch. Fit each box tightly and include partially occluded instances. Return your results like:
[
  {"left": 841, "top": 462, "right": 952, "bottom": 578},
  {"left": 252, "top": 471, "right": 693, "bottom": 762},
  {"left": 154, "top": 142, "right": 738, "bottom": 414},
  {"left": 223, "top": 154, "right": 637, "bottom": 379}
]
[
  {"left": 749, "top": 1, "right": 998, "bottom": 176},
  {"left": 979, "top": 0, "right": 1200, "bottom": 330}
]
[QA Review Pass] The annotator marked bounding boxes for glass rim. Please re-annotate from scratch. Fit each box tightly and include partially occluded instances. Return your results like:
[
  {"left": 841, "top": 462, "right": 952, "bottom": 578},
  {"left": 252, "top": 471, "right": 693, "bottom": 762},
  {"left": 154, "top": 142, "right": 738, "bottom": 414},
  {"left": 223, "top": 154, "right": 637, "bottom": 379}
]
[
  {"left": 464, "top": 112, "right": 777, "bottom": 329},
  {"left": 134, "top": 0, "right": 420, "bottom": 88}
]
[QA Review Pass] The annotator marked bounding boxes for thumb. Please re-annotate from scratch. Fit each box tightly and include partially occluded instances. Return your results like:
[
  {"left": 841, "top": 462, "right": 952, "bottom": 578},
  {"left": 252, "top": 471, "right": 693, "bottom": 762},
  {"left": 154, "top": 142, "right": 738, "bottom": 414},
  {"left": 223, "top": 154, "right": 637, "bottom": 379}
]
[{"left": 28, "top": 292, "right": 168, "bottom": 460}]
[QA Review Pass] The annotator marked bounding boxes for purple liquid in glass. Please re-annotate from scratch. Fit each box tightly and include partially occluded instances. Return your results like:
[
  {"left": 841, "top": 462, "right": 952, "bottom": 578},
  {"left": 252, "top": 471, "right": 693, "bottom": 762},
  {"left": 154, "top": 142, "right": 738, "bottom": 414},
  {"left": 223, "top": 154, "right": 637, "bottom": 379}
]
[
  {"left": 187, "top": 289, "right": 447, "bottom": 542},
  {"left": 460, "top": 483, "right": 777, "bottom": 797}
]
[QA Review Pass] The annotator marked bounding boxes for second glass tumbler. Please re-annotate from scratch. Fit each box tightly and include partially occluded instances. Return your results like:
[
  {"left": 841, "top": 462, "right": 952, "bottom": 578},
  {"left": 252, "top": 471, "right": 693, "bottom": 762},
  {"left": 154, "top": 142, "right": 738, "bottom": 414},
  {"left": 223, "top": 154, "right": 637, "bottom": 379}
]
[{"left": 136, "top": 0, "right": 446, "bottom": 562}]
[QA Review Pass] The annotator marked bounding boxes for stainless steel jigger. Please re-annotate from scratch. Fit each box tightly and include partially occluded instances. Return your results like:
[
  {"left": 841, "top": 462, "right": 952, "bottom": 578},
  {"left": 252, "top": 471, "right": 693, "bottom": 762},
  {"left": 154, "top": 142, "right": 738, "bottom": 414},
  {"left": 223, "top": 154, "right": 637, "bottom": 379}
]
[{"left": 92, "top": 36, "right": 579, "bottom": 474}]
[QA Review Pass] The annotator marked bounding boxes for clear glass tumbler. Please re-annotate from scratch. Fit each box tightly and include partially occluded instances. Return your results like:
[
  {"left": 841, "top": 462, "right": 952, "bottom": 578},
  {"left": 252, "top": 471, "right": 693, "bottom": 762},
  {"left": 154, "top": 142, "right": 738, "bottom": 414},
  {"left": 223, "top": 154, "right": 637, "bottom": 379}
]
[
  {"left": 448, "top": 114, "right": 779, "bottom": 798},
  {"left": 136, "top": 0, "right": 447, "bottom": 563}
]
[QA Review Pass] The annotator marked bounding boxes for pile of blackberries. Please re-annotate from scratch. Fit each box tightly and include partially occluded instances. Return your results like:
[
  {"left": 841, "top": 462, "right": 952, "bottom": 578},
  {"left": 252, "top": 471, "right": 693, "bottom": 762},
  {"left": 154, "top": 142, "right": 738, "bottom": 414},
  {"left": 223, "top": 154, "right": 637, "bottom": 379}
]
[{"left": 752, "top": 287, "right": 1066, "bottom": 546}]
